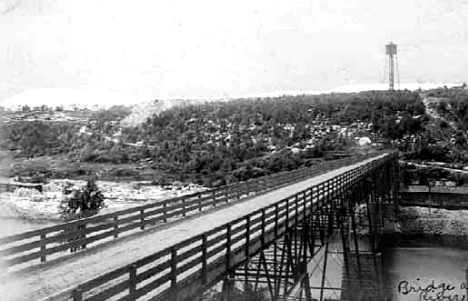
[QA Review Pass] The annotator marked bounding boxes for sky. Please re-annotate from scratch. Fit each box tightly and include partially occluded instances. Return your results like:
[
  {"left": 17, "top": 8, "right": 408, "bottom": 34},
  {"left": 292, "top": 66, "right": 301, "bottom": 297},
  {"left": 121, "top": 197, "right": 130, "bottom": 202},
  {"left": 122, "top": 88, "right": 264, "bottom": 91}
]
[{"left": 0, "top": 0, "right": 467, "bottom": 102}]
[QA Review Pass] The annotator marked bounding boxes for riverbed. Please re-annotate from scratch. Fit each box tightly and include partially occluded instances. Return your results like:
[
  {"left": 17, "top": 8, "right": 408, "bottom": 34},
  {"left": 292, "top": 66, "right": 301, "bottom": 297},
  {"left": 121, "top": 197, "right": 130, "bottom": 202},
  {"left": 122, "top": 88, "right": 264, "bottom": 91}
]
[{"left": 0, "top": 179, "right": 207, "bottom": 237}]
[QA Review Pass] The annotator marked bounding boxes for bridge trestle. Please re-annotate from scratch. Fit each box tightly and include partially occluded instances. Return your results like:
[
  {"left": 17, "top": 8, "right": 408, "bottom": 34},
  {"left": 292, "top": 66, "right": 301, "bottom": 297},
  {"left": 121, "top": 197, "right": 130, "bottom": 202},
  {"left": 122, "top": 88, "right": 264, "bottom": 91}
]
[{"left": 215, "top": 154, "right": 399, "bottom": 301}]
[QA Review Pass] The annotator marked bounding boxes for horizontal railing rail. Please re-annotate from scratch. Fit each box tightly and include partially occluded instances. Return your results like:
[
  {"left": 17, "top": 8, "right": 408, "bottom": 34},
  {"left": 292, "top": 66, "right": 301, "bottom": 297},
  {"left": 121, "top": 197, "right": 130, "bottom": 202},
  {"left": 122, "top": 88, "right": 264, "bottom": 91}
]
[
  {"left": 44, "top": 151, "right": 398, "bottom": 301},
  {"left": 0, "top": 150, "right": 389, "bottom": 270}
]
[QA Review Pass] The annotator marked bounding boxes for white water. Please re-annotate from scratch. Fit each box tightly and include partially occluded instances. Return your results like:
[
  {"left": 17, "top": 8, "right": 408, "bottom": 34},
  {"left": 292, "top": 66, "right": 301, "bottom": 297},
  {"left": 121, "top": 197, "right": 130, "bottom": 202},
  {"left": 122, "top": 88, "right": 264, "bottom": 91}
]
[{"left": 0, "top": 179, "right": 207, "bottom": 237}]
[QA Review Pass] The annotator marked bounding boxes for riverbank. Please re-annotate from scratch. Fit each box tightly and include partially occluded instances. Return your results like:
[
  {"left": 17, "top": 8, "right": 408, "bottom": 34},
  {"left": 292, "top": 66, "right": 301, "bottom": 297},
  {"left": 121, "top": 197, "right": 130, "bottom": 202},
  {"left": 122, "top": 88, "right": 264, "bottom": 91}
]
[
  {"left": 380, "top": 206, "right": 468, "bottom": 249},
  {"left": 398, "top": 206, "right": 468, "bottom": 236}
]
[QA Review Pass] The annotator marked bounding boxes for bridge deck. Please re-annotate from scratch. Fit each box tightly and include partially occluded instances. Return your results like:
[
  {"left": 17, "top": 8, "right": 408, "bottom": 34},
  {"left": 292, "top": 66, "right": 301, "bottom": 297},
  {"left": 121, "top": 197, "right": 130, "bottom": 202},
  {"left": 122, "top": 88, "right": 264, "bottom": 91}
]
[{"left": 0, "top": 154, "right": 386, "bottom": 301}]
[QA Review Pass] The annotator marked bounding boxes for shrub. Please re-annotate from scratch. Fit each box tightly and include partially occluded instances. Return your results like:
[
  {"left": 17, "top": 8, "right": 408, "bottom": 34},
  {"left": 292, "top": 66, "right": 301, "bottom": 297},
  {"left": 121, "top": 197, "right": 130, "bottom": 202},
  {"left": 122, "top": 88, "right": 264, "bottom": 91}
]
[
  {"left": 59, "top": 177, "right": 106, "bottom": 252},
  {"left": 59, "top": 177, "right": 106, "bottom": 220}
]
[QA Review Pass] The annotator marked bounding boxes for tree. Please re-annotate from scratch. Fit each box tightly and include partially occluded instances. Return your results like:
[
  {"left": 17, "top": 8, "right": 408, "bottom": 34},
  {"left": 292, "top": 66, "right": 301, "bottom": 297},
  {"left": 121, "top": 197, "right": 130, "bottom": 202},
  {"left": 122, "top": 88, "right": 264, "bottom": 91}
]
[
  {"left": 59, "top": 177, "right": 106, "bottom": 220},
  {"left": 59, "top": 177, "right": 106, "bottom": 252}
]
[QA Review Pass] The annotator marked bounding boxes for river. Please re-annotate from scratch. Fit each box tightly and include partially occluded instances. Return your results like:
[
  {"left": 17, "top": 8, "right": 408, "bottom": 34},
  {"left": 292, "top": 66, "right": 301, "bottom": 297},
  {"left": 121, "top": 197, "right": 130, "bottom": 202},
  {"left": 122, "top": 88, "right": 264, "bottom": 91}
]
[{"left": 304, "top": 235, "right": 468, "bottom": 301}]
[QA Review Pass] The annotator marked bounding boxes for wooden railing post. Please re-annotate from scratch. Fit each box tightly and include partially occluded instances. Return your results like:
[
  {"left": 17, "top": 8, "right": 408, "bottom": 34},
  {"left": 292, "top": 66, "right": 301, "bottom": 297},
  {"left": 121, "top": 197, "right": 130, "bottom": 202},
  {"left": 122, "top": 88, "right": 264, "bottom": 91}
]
[
  {"left": 129, "top": 264, "right": 137, "bottom": 298},
  {"left": 198, "top": 194, "right": 202, "bottom": 212},
  {"left": 226, "top": 223, "right": 232, "bottom": 270},
  {"left": 170, "top": 248, "right": 178, "bottom": 301},
  {"left": 310, "top": 187, "right": 316, "bottom": 216},
  {"left": 163, "top": 202, "right": 168, "bottom": 223},
  {"left": 201, "top": 234, "right": 207, "bottom": 285},
  {"left": 72, "top": 287, "right": 83, "bottom": 301},
  {"left": 225, "top": 186, "right": 229, "bottom": 204},
  {"left": 303, "top": 190, "right": 308, "bottom": 218},
  {"left": 40, "top": 233, "right": 46, "bottom": 262},
  {"left": 295, "top": 195, "right": 299, "bottom": 225},
  {"left": 274, "top": 204, "right": 279, "bottom": 238},
  {"left": 182, "top": 199, "right": 186, "bottom": 217},
  {"left": 244, "top": 215, "right": 251, "bottom": 291},
  {"left": 140, "top": 209, "right": 145, "bottom": 230},
  {"left": 261, "top": 209, "right": 266, "bottom": 247},
  {"left": 114, "top": 216, "right": 119, "bottom": 238},
  {"left": 245, "top": 216, "right": 250, "bottom": 258},
  {"left": 81, "top": 223, "right": 87, "bottom": 250}
]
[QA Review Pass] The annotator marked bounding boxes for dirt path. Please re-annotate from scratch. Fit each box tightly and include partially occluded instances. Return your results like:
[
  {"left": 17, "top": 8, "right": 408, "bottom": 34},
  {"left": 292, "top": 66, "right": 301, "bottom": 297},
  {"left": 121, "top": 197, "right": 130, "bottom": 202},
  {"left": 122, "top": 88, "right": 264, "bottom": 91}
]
[
  {"left": 0, "top": 154, "right": 387, "bottom": 301},
  {"left": 420, "top": 94, "right": 463, "bottom": 136},
  {"left": 401, "top": 160, "right": 468, "bottom": 175}
]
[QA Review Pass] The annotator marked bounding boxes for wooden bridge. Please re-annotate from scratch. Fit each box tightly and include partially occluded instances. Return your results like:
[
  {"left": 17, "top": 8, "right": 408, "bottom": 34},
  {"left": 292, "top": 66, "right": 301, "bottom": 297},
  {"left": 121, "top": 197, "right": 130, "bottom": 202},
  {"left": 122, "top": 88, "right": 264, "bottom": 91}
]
[{"left": 0, "top": 150, "right": 399, "bottom": 301}]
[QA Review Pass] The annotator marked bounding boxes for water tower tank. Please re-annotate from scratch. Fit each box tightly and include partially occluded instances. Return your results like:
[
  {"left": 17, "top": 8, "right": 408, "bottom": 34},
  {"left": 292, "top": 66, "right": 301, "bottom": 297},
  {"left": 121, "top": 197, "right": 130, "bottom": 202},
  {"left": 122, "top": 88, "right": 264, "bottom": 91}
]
[{"left": 386, "top": 43, "right": 397, "bottom": 55}]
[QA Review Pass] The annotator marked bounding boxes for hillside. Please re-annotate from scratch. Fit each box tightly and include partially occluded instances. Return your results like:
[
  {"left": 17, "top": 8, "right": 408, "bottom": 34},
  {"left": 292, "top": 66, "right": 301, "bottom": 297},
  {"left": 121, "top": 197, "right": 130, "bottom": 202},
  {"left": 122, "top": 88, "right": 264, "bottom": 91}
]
[
  {"left": 120, "top": 98, "right": 215, "bottom": 128},
  {"left": 1, "top": 89, "right": 435, "bottom": 187},
  {"left": 4, "top": 85, "right": 468, "bottom": 187},
  {"left": 423, "top": 85, "right": 468, "bottom": 133},
  {"left": 400, "top": 86, "right": 468, "bottom": 163}
]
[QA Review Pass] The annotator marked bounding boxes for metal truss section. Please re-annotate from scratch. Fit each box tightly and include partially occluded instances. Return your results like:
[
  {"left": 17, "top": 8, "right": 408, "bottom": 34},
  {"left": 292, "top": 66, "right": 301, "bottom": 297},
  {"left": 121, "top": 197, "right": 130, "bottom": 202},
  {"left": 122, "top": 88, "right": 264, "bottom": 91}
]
[{"left": 218, "top": 155, "right": 399, "bottom": 301}]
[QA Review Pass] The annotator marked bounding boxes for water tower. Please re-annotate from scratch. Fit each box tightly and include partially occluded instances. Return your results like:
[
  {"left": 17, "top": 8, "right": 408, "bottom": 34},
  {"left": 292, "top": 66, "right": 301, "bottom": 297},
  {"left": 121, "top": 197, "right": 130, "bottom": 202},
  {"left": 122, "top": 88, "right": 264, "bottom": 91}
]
[{"left": 385, "top": 42, "right": 399, "bottom": 90}]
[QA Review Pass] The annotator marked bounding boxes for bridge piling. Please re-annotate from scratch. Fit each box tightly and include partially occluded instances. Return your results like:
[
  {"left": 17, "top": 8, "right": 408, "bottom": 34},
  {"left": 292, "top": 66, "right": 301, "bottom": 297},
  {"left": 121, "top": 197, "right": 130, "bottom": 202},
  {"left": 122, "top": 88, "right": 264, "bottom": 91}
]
[{"left": 226, "top": 154, "right": 398, "bottom": 300}]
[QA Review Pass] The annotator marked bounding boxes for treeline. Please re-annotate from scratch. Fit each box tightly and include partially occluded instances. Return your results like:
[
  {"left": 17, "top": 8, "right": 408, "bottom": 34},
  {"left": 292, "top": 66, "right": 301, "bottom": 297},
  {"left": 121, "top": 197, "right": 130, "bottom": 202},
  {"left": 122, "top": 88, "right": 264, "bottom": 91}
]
[
  {"left": 80, "top": 91, "right": 424, "bottom": 184},
  {"left": 1, "top": 121, "right": 80, "bottom": 157},
  {"left": 3, "top": 90, "right": 425, "bottom": 185}
]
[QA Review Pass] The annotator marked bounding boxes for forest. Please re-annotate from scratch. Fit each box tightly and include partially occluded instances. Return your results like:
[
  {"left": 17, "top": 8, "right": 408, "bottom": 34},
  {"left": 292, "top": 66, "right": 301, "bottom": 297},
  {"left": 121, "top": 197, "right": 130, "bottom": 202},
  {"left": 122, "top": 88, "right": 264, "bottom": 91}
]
[{"left": 1, "top": 90, "right": 429, "bottom": 186}]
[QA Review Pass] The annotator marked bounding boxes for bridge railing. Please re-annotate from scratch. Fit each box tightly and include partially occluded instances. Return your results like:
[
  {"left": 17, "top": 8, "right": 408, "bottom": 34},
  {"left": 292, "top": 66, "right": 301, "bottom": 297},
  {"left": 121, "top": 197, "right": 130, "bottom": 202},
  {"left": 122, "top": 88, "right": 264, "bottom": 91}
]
[
  {"left": 58, "top": 151, "right": 397, "bottom": 301},
  {"left": 0, "top": 151, "right": 388, "bottom": 270}
]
